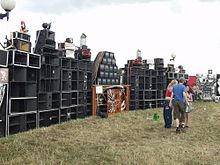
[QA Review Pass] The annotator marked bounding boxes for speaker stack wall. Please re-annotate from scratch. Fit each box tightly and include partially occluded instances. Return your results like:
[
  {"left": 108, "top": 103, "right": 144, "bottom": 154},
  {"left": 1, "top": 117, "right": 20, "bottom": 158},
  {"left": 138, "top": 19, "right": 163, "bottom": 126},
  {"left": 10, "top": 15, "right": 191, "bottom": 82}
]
[
  {"left": 60, "top": 57, "right": 76, "bottom": 122},
  {"left": 166, "top": 64, "right": 189, "bottom": 85},
  {"left": 123, "top": 57, "right": 186, "bottom": 110},
  {"left": 6, "top": 31, "right": 40, "bottom": 135},
  {"left": 154, "top": 58, "right": 166, "bottom": 107},
  {"left": 35, "top": 29, "right": 60, "bottom": 128}
]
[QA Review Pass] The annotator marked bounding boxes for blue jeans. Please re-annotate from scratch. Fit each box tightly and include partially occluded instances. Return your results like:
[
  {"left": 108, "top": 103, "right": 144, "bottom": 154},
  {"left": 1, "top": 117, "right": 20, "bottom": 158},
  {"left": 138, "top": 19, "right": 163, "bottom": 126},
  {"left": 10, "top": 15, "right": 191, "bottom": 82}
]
[{"left": 163, "top": 101, "right": 172, "bottom": 128}]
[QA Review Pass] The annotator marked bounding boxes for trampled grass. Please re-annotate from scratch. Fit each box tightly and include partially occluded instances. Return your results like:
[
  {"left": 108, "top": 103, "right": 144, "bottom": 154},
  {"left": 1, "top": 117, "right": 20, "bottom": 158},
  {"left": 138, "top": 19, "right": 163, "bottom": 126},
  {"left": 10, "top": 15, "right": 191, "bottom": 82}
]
[{"left": 0, "top": 101, "right": 220, "bottom": 165}]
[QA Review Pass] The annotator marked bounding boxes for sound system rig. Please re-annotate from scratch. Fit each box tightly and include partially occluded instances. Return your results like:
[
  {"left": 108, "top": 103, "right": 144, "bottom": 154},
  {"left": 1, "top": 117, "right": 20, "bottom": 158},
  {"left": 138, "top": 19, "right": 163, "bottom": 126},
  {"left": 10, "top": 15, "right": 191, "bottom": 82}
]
[
  {"left": 0, "top": 27, "right": 93, "bottom": 137},
  {"left": 123, "top": 59, "right": 166, "bottom": 110},
  {"left": 166, "top": 64, "right": 188, "bottom": 84},
  {"left": 34, "top": 29, "right": 60, "bottom": 128},
  {"left": 2, "top": 31, "right": 41, "bottom": 136},
  {"left": 122, "top": 58, "right": 189, "bottom": 110},
  {"left": 58, "top": 37, "right": 93, "bottom": 120},
  {"left": 0, "top": 28, "right": 190, "bottom": 137},
  {"left": 34, "top": 28, "right": 93, "bottom": 126}
]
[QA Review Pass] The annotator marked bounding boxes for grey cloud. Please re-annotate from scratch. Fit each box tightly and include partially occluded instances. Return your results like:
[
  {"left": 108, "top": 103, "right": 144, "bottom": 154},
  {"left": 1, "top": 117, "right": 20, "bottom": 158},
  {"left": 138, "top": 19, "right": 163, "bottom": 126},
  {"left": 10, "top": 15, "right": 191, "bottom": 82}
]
[{"left": 21, "top": 0, "right": 170, "bottom": 14}]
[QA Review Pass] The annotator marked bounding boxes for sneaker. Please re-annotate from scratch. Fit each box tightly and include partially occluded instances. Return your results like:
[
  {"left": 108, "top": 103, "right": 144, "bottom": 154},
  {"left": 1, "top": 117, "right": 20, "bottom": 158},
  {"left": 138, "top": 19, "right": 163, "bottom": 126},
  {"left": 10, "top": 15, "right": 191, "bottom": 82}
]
[
  {"left": 176, "top": 127, "right": 181, "bottom": 134},
  {"left": 181, "top": 123, "right": 185, "bottom": 128},
  {"left": 180, "top": 125, "right": 186, "bottom": 133}
]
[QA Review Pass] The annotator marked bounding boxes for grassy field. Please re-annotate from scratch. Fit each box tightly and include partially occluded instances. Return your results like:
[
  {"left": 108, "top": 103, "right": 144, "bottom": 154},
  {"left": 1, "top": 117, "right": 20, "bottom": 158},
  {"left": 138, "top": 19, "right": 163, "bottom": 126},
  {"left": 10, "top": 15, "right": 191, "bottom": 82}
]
[{"left": 0, "top": 101, "right": 219, "bottom": 165}]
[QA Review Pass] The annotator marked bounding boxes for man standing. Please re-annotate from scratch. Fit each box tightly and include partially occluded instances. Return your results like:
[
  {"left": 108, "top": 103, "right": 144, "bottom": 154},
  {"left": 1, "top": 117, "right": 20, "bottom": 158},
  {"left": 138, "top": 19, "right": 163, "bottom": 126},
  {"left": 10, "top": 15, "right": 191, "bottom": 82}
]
[{"left": 169, "top": 77, "right": 189, "bottom": 133}]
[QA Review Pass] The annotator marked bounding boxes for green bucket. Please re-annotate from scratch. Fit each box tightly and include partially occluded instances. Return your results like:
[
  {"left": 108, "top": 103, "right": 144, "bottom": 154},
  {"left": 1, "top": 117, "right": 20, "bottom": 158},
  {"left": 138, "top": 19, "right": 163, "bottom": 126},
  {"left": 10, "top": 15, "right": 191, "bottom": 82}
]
[{"left": 153, "top": 113, "right": 160, "bottom": 121}]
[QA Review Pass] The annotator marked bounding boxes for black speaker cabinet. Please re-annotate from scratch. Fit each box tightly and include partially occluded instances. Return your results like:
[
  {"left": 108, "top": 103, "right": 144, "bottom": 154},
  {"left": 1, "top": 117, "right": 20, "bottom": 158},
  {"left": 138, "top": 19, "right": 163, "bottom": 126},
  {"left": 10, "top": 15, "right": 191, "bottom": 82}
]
[
  {"left": 29, "top": 53, "right": 40, "bottom": 69},
  {"left": 0, "top": 49, "right": 8, "bottom": 67},
  {"left": 13, "top": 31, "right": 31, "bottom": 42},
  {"left": 8, "top": 50, "right": 28, "bottom": 67},
  {"left": 13, "top": 39, "right": 31, "bottom": 53},
  {"left": 39, "top": 110, "right": 59, "bottom": 127},
  {"left": 8, "top": 113, "right": 37, "bottom": 135},
  {"left": 38, "top": 92, "right": 52, "bottom": 111},
  {"left": 9, "top": 66, "right": 27, "bottom": 82}
]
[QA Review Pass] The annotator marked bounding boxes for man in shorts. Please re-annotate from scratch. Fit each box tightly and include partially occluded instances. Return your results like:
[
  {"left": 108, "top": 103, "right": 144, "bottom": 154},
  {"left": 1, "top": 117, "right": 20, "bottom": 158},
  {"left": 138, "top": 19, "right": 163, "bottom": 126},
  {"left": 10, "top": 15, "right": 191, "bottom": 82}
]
[{"left": 169, "top": 77, "right": 189, "bottom": 133}]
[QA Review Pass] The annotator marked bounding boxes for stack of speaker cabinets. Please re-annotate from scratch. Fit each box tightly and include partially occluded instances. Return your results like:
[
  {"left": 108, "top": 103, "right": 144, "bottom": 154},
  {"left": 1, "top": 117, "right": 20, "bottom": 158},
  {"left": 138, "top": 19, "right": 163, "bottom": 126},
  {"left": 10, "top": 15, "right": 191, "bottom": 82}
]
[
  {"left": 122, "top": 60, "right": 145, "bottom": 110},
  {"left": 59, "top": 58, "right": 93, "bottom": 121},
  {"left": 166, "top": 64, "right": 188, "bottom": 85},
  {"left": 77, "top": 61, "right": 92, "bottom": 118},
  {"left": 0, "top": 50, "right": 9, "bottom": 137},
  {"left": 35, "top": 28, "right": 93, "bottom": 125},
  {"left": 58, "top": 41, "right": 93, "bottom": 121},
  {"left": 92, "top": 51, "right": 119, "bottom": 85},
  {"left": 144, "top": 67, "right": 158, "bottom": 109},
  {"left": 7, "top": 32, "right": 40, "bottom": 135},
  {"left": 166, "top": 64, "right": 175, "bottom": 84},
  {"left": 34, "top": 29, "right": 60, "bottom": 127},
  {"left": 123, "top": 58, "right": 171, "bottom": 110},
  {"left": 154, "top": 58, "right": 167, "bottom": 107},
  {"left": 178, "top": 65, "right": 188, "bottom": 81},
  {"left": 60, "top": 57, "right": 76, "bottom": 122}
]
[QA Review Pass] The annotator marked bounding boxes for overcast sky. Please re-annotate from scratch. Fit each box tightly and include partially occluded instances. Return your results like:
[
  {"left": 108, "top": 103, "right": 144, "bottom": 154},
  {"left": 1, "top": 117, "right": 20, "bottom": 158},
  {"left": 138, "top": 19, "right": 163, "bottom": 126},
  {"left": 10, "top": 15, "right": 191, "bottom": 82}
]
[{"left": 1, "top": 0, "right": 220, "bottom": 75}]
